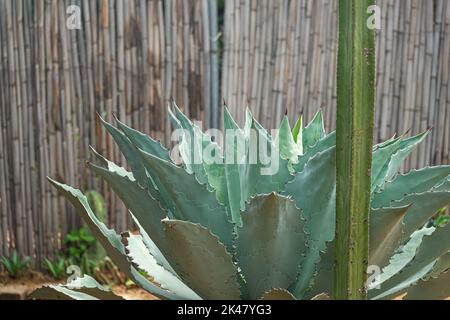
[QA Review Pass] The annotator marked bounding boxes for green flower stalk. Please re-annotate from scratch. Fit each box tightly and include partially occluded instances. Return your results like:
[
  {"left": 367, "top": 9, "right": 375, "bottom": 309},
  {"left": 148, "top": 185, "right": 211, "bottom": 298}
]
[{"left": 335, "top": 0, "right": 376, "bottom": 300}]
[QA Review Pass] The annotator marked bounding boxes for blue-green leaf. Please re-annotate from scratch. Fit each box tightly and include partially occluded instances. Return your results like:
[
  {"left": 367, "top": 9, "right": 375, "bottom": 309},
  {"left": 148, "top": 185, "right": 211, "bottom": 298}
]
[{"left": 235, "top": 193, "right": 306, "bottom": 299}]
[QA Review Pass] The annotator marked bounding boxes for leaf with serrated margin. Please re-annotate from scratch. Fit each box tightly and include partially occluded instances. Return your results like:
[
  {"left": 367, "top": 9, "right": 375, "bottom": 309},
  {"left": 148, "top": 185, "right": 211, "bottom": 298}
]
[
  {"left": 47, "top": 178, "right": 182, "bottom": 300},
  {"left": 87, "top": 160, "right": 170, "bottom": 255},
  {"left": 405, "top": 268, "right": 450, "bottom": 300},
  {"left": 129, "top": 213, "right": 175, "bottom": 275},
  {"left": 371, "top": 131, "right": 429, "bottom": 192},
  {"left": 30, "top": 275, "right": 123, "bottom": 300},
  {"left": 282, "top": 147, "right": 336, "bottom": 298},
  {"left": 99, "top": 115, "right": 148, "bottom": 189},
  {"left": 138, "top": 150, "right": 234, "bottom": 251},
  {"left": 115, "top": 116, "right": 171, "bottom": 161},
  {"left": 235, "top": 193, "right": 306, "bottom": 299},
  {"left": 311, "top": 293, "right": 332, "bottom": 300},
  {"left": 368, "top": 226, "right": 434, "bottom": 293},
  {"left": 29, "top": 286, "right": 97, "bottom": 300},
  {"left": 370, "top": 224, "right": 450, "bottom": 300},
  {"left": 293, "top": 131, "right": 336, "bottom": 173},
  {"left": 371, "top": 166, "right": 450, "bottom": 208},
  {"left": 369, "top": 206, "right": 409, "bottom": 268},
  {"left": 162, "top": 220, "right": 241, "bottom": 300},
  {"left": 241, "top": 116, "right": 292, "bottom": 209},
  {"left": 122, "top": 232, "right": 200, "bottom": 300},
  {"left": 302, "top": 110, "right": 325, "bottom": 152},
  {"left": 223, "top": 106, "right": 244, "bottom": 225},
  {"left": 169, "top": 102, "right": 208, "bottom": 184},
  {"left": 434, "top": 177, "right": 450, "bottom": 192},
  {"left": 383, "top": 131, "right": 430, "bottom": 183},
  {"left": 260, "top": 288, "right": 296, "bottom": 300},
  {"left": 301, "top": 241, "right": 334, "bottom": 300},
  {"left": 276, "top": 116, "right": 302, "bottom": 163},
  {"left": 388, "top": 192, "right": 450, "bottom": 239}
]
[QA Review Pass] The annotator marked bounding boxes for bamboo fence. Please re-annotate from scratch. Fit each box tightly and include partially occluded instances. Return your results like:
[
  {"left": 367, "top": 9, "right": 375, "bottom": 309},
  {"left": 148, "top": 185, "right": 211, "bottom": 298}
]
[
  {"left": 0, "top": 0, "right": 449, "bottom": 262},
  {"left": 0, "top": 0, "right": 219, "bottom": 264}
]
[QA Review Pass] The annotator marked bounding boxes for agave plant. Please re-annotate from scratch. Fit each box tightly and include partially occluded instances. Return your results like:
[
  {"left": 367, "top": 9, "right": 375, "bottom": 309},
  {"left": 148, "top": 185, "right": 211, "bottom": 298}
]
[{"left": 31, "top": 104, "right": 450, "bottom": 300}]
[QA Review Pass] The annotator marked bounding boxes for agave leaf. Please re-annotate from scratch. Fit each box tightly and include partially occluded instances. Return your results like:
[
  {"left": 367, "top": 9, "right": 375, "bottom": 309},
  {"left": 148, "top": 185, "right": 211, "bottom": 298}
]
[
  {"left": 99, "top": 115, "right": 148, "bottom": 189},
  {"left": 389, "top": 192, "right": 450, "bottom": 239},
  {"left": 115, "top": 116, "right": 171, "bottom": 162},
  {"left": 260, "top": 288, "right": 296, "bottom": 300},
  {"left": 66, "top": 275, "right": 124, "bottom": 300},
  {"left": 369, "top": 206, "right": 409, "bottom": 268},
  {"left": 293, "top": 131, "right": 336, "bottom": 173},
  {"left": 292, "top": 116, "right": 302, "bottom": 145},
  {"left": 311, "top": 293, "right": 332, "bottom": 300},
  {"left": 302, "top": 110, "right": 325, "bottom": 151},
  {"left": 372, "top": 134, "right": 398, "bottom": 151},
  {"left": 428, "top": 251, "right": 450, "bottom": 278},
  {"left": 371, "top": 166, "right": 450, "bottom": 207},
  {"left": 235, "top": 193, "right": 306, "bottom": 299},
  {"left": 162, "top": 219, "right": 241, "bottom": 300},
  {"left": 371, "top": 131, "right": 429, "bottom": 192},
  {"left": 129, "top": 213, "right": 175, "bottom": 275},
  {"left": 222, "top": 107, "right": 293, "bottom": 226},
  {"left": 383, "top": 131, "right": 430, "bottom": 183},
  {"left": 241, "top": 118, "right": 292, "bottom": 207},
  {"left": 30, "top": 275, "right": 123, "bottom": 300},
  {"left": 371, "top": 137, "right": 403, "bottom": 192},
  {"left": 223, "top": 106, "right": 245, "bottom": 225},
  {"left": 47, "top": 178, "right": 181, "bottom": 300},
  {"left": 302, "top": 241, "right": 334, "bottom": 299},
  {"left": 87, "top": 161, "right": 170, "bottom": 255},
  {"left": 122, "top": 232, "right": 200, "bottom": 300},
  {"left": 368, "top": 226, "right": 434, "bottom": 293},
  {"left": 245, "top": 107, "right": 272, "bottom": 141},
  {"left": 371, "top": 261, "right": 436, "bottom": 300},
  {"left": 169, "top": 104, "right": 228, "bottom": 203},
  {"left": 283, "top": 147, "right": 336, "bottom": 297},
  {"left": 138, "top": 150, "right": 234, "bottom": 251},
  {"left": 29, "top": 285, "right": 98, "bottom": 300},
  {"left": 169, "top": 103, "right": 209, "bottom": 184},
  {"left": 405, "top": 269, "right": 450, "bottom": 300},
  {"left": 276, "top": 116, "right": 302, "bottom": 163},
  {"left": 371, "top": 224, "right": 450, "bottom": 299},
  {"left": 434, "top": 177, "right": 450, "bottom": 192}
]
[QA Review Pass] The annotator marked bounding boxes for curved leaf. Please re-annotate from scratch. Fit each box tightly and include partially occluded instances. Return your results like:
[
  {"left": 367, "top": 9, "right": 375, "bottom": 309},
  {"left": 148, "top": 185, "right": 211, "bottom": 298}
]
[
  {"left": 162, "top": 220, "right": 241, "bottom": 300},
  {"left": 115, "top": 116, "right": 171, "bottom": 161},
  {"left": 138, "top": 150, "right": 234, "bottom": 251},
  {"left": 87, "top": 162, "right": 171, "bottom": 258},
  {"left": 276, "top": 116, "right": 302, "bottom": 163},
  {"left": 371, "top": 166, "right": 450, "bottom": 208},
  {"left": 405, "top": 269, "right": 450, "bottom": 300},
  {"left": 236, "top": 193, "right": 306, "bottom": 299},
  {"left": 369, "top": 205, "right": 409, "bottom": 268},
  {"left": 371, "top": 224, "right": 450, "bottom": 299},
  {"left": 260, "top": 288, "right": 296, "bottom": 300},
  {"left": 29, "top": 275, "right": 122, "bottom": 300},
  {"left": 389, "top": 192, "right": 450, "bottom": 239},
  {"left": 122, "top": 232, "right": 200, "bottom": 300},
  {"left": 293, "top": 131, "right": 335, "bottom": 173},
  {"left": 302, "top": 110, "right": 325, "bottom": 151},
  {"left": 283, "top": 147, "right": 336, "bottom": 297},
  {"left": 47, "top": 178, "right": 182, "bottom": 300}
]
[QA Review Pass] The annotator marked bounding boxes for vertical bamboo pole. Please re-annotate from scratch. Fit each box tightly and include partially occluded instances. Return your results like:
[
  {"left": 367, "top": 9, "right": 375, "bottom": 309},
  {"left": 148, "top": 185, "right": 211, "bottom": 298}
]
[{"left": 335, "top": 0, "right": 376, "bottom": 300}]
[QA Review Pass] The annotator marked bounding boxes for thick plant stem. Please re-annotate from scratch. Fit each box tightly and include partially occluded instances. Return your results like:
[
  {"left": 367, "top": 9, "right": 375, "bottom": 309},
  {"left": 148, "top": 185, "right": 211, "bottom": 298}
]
[{"left": 335, "top": 0, "right": 376, "bottom": 299}]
